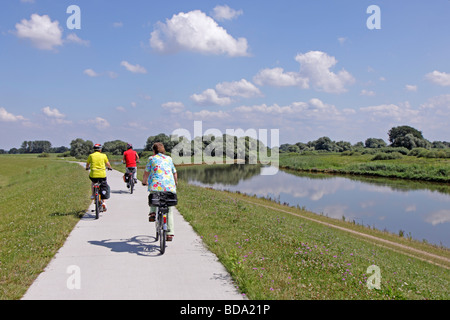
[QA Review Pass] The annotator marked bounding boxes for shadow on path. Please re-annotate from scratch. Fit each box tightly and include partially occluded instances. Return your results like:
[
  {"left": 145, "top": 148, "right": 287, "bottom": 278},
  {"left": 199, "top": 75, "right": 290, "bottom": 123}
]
[{"left": 89, "top": 235, "right": 162, "bottom": 257}]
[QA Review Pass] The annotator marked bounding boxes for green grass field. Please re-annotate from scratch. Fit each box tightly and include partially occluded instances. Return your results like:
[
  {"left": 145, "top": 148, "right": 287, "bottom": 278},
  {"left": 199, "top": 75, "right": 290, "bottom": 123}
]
[{"left": 279, "top": 152, "right": 450, "bottom": 182}]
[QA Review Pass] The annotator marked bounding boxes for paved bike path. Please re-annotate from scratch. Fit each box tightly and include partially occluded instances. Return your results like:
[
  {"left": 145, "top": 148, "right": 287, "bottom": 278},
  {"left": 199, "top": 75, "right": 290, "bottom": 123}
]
[{"left": 22, "top": 165, "right": 243, "bottom": 300}]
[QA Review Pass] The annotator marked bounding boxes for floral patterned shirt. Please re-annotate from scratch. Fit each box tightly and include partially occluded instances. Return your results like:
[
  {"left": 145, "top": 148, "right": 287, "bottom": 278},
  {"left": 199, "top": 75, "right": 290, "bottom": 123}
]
[{"left": 145, "top": 153, "right": 177, "bottom": 193}]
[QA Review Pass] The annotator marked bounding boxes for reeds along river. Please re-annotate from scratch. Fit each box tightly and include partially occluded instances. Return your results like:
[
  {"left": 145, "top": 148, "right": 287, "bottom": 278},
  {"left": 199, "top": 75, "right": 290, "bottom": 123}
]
[{"left": 178, "top": 164, "right": 450, "bottom": 248}]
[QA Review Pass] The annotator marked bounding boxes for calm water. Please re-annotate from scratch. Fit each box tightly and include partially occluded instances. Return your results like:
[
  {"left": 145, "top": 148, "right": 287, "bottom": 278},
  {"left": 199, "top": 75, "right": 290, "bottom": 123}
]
[{"left": 179, "top": 165, "right": 450, "bottom": 248}]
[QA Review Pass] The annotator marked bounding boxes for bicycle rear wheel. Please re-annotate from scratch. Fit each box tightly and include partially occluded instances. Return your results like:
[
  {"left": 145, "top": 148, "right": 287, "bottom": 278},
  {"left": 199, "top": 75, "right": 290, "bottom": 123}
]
[
  {"left": 159, "top": 229, "right": 166, "bottom": 254},
  {"left": 130, "top": 177, "right": 134, "bottom": 194},
  {"left": 95, "top": 194, "right": 100, "bottom": 219}
]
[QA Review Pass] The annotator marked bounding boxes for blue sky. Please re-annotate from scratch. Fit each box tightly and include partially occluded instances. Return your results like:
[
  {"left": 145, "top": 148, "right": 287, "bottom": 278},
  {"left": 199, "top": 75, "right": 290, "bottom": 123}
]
[{"left": 1, "top": 0, "right": 449, "bottom": 150}]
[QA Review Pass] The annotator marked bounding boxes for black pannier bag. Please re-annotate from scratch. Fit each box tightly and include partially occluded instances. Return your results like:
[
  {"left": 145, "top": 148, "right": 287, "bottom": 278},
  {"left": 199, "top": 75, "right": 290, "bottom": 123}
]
[
  {"left": 148, "top": 192, "right": 178, "bottom": 207},
  {"left": 100, "top": 180, "right": 110, "bottom": 199}
]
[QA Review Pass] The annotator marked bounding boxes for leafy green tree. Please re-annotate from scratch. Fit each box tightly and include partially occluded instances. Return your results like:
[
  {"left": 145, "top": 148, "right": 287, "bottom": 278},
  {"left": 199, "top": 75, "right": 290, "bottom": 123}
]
[
  {"left": 388, "top": 126, "right": 424, "bottom": 148},
  {"left": 70, "top": 138, "right": 93, "bottom": 158},
  {"left": 145, "top": 133, "right": 177, "bottom": 153},
  {"left": 365, "top": 138, "right": 387, "bottom": 148},
  {"left": 103, "top": 140, "right": 128, "bottom": 155}
]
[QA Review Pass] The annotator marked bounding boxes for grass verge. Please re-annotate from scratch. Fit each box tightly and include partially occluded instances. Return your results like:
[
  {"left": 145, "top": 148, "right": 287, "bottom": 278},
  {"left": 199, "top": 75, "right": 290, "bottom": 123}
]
[{"left": 0, "top": 155, "right": 90, "bottom": 300}]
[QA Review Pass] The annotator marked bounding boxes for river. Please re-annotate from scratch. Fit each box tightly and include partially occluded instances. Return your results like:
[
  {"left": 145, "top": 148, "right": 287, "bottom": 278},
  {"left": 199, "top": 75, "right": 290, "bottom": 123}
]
[{"left": 178, "top": 164, "right": 450, "bottom": 248}]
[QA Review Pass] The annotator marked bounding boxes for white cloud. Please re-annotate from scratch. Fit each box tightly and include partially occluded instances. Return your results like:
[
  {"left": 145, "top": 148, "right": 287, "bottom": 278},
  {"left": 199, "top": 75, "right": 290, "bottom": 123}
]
[
  {"left": 150, "top": 10, "right": 249, "bottom": 57},
  {"left": 42, "top": 106, "right": 71, "bottom": 124},
  {"left": 254, "top": 51, "right": 354, "bottom": 93},
  {"left": 191, "top": 88, "right": 232, "bottom": 106},
  {"left": 190, "top": 79, "right": 261, "bottom": 106},
  {"left": 162, "top": 102, "right": 185, "bottom": 114},
  {"left": 65, "top": 33, "right": 90, "bottom": 46},
  {"left": 0, "top": 107, "right": 27, "bottom": 122},
  {"left": 405, "top": 84, "right": 417, "bottom": 92},
  {"left": 15, "top": 14, "right": 63, "bottom": 50},
  {"left": 295, "top": 51, "right": 355, "bottom": 93},
  {"left": 83, "top": 69, "right": 99, "bottom": 77},
  {"left": 212, "top": 5, "right": 243, "bottom": 21},
  {"left": 113, "top": 22, "right": 123, "bottom": 28},
  {"left": 120, "top": 61, "right": 147, "bottom": 74},
  {"left": 42, "top": 106, "right": 64, "bottom": 119},
  {"left": 425, "top": 70, "right": 450, "bottom": 87},
  {"left": 85, "top": 117, "right": 110, "bottom": 129},
  {"left": 253, "top": 67, "right": 309, "bottom": 88},
  {"left": 215, "top": 79, "right": 262, "bottom": 98}
]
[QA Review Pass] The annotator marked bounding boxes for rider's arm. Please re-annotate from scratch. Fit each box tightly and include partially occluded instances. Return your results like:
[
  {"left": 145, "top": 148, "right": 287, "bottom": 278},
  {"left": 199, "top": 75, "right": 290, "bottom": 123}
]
[
  {"left": 136, "top": 152, "right": 140, "bottom": 163},
  {"left": 142, "top": 170, "right": 150, "bottom": 185},
  {"left": 174, "top": 172, "right": 178, "bottom": 186},
  {"left": 106, "top": 161, "right": 112, "bottom": 170}
]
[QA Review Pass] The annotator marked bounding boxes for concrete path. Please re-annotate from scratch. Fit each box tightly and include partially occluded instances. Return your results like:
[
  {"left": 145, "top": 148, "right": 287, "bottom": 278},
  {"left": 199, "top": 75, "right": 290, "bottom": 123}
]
[{"left": 22, "top": 166, "right": 243, "bottom": 300}]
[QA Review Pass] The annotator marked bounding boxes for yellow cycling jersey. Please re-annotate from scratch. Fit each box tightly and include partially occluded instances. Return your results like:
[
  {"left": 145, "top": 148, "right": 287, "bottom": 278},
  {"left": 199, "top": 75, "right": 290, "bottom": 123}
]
[{"left": 87, "top": 152, "right": 109, "bottom": 178}]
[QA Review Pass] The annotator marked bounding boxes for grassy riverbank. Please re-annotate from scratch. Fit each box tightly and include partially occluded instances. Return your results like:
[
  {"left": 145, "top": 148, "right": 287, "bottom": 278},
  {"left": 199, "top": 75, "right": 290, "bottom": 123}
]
[
  {"left": 0, "top": 155, "right": 90, "bottom": 300},
  {"left": 176, "top": 179, "right": 450, "bottom": 299},
  {"left": 279, "top": 152, "right": 450, "bottom": 182}
]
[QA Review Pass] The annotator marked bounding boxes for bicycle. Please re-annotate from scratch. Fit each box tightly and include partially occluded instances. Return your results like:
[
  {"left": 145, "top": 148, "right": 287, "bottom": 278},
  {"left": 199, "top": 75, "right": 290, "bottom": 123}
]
[
  {"left": 124, "top": 168, "right": 137, "bottom": 194},
  {"left": 92, "top": 182, "right": 104, "bottom": 220},
  {"left": 148, "top": 192, "right": 178, "bottom": 254},
  {"left": 86, "top": 167, "right": 112, "bottom": 219}
]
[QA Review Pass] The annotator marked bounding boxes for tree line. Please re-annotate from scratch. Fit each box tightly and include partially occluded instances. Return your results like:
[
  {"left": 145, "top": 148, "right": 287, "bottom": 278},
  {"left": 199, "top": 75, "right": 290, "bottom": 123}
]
[
  {"left": 1, "top": 125, "right": 448, "bottom": 158},
  {"left": 278, "top": 125, "right": 450, "bottom": 153}
]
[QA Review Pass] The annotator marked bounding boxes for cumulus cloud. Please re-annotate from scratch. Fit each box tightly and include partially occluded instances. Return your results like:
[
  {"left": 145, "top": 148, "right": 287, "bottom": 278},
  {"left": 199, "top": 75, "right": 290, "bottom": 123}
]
[
  {"left": 42, "top": 106, "right": 64, "bottom": 118},
  {"left": 42, "top": 106, "right": 71, "bottom": 124},
  {"left": 191, "top": 88, "right": 232, "bottom": 106},
  {"left": 150, "top": 10, "right": 249, "bottom": 57},
  {"left": 0, "top": 107, "right": 27, "bottom": 122},
  {"left": 295, "top": 51, "right": 355, "bottom": 93},
  {"left": 15, "top": 14, "right": 63, "bottom": 50},
  {"left": 253, "top": 67, "right": 309, "bottom": 88},
  {"left": 212, "top": 5, "right": 243, "bottom": 21},
  {"left": 191, "top": 79, "right": 261, "bottom": 106},
  {"left": 120, "top": 61, "right": 147, "bottom": 74},
  {"left": 215, "top": 79, "right": 262, "bottom": 98},
  {"left": 254, "top": 51, "right": 354, "bottom": 93},
  {"left": 425, "top": 70, "right": 450, "bottom": 87}
]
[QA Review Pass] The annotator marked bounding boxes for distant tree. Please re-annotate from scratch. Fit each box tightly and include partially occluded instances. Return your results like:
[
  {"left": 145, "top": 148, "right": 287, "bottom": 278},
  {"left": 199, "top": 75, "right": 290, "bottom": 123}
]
[
  {"left": 8, "top": 148, "right": 19, "bottom": 154},
  {"left": 70, "top": 138, "right": 93, "bottom": 158},
  {"left": 388, "top": 126, "right": 424, "bottom": 148},
  {"left": 19, "top": 140, "right": 52, "bottom": 153},
  {"left": 103, "top": 140, "right": 128, "bottom": 155},
  {"left": 145, "top": 133, "right": 177, "bottom": 153},
  {"left": 309, "top": 136, "right": 337, "bottom": 151},
  {"left": 51, "top": 146, "right": 70, "bottom": 153},
  {"left": 365, "top": 138, "right": 387, "bottom": 148},
  {"left": 336, "top": 141, "right": 353, "bottom": 152},
  {"left": 353, "top": 141, "right": 364, "bottom": 149}
]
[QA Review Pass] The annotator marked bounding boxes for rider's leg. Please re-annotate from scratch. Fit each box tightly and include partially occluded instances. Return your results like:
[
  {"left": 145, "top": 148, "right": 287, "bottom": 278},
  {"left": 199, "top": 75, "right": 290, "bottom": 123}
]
[
  {"left": 149, "top": 205, "right": 156, "bottom": 222},
  {"left": 167, "top": 206, "right": 174, "bottom": 236}
]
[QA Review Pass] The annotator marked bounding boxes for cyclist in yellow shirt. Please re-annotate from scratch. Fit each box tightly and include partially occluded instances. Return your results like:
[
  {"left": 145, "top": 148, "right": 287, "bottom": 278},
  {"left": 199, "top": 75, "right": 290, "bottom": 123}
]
[{"left": 86, "top": 144, "right": 112, "bottom": 209}]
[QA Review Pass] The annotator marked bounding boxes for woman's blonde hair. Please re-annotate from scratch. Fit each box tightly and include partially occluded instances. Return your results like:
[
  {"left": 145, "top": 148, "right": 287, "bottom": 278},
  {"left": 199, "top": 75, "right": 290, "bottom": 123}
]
[{"left": 152, "top": 142, "right": 166, "bottom": 154}]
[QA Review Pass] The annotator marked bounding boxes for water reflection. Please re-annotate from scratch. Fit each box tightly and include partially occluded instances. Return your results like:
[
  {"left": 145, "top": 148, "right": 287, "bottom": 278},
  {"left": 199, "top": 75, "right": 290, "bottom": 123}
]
[{"left": 179, "top": 164, "right": 450, "bottom": 248}]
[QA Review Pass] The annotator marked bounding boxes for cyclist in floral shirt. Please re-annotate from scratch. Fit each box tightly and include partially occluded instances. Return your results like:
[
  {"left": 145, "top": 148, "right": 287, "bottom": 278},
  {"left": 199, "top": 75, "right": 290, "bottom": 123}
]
[{"left": 142, "top": 142, "right": 178, "bottom": 241}]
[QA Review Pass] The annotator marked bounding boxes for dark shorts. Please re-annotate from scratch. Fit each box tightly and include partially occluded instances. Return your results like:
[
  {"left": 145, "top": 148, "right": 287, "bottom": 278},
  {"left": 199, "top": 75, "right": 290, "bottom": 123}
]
[{"left": 89, "top": 177, "right": 107, "bottom": 183}]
